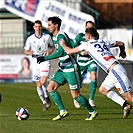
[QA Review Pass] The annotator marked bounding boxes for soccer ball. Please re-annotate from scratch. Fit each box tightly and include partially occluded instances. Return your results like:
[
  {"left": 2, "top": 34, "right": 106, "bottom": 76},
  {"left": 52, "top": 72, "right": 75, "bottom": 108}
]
[{"left": 16, "top": 107, "right": 29, "bottom": 120}]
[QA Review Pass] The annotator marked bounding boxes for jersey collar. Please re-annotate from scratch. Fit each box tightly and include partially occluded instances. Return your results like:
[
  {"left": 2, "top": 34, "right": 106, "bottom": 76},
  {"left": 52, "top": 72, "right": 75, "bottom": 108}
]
[{"left": 34, "top": 33, "right": 43, "bottom": 39}]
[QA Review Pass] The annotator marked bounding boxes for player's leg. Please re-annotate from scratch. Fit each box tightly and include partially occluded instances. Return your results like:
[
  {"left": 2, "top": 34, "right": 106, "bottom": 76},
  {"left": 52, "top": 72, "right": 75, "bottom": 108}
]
[
  {"left": 47, "top": 70, "right": 69, "bottom": 120},
  {"left": 122, "top": 91, "right": 133, "bottom": 102},
  {"left": 40, "top": 62, "right": 51, "bottom": 108},
  {"left": 99, "top": 85, "right": 126, "bottom": 107},
  {"left": 88, "top": 61, "right": 97, "bottom": 107},
  {"left": 32, "top": 65, "right": 48, "bottom": 110},
  {"left": 73, "top": 66, "right": 86, "bottom": 109},
  {"left": 121, "top": 91, "right": 133, "bottom": 118},
  {"left": 111, "top": 64, "right": 133, "bottom": 118},
  {"left": 112, "top": 64, "right": 133, "bottom": 103},
  {"left": 36, "top": 81, "right": 48, "bottom": 110},
  {"left": 99, "top": 84, "right": 132, "bottom": 118},
  {"left": 112, "top": 64, "right": 133, "bottom": 118},
  {"left": 99, "top": 65, "right": 132, "bottom": 118},
  {"left": 40, "top": 76, "right": 51, "bottom": 108},
  {"left": 67, "top": 70, "right": 98, "bottom": 120}
]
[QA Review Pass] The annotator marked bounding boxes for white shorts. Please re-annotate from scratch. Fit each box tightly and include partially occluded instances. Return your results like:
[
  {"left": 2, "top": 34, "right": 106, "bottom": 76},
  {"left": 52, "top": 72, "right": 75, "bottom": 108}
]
[
  {"left": 102, "top": 64, "right": 132, "bottom": 94},
  {"left": 31, "top": 58, "right": 50, "bottom": 81}
]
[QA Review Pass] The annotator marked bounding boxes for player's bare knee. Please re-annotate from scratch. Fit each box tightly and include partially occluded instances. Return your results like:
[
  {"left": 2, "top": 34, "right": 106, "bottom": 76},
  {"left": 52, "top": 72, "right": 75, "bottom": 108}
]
[
  {"left": 47, "top": 86, "right": 54, "bottom": 92},
  {"left": 99, "top": 86, "right": 109, "bottom": 96},
  {"left": 47, "top": 82, "right": 58, "bottom": 92},
  {"left": 128, "top": 97, "right": 133, "bottom": 103},
  {"left": 40, "top": 81, "right": 46, "bottom": 86}
]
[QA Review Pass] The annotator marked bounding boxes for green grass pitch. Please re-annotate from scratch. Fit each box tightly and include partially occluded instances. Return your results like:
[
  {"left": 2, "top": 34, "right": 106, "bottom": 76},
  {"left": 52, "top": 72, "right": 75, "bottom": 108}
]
[{"left": 0, "top": 83, "right": 133, "bottom": 133}]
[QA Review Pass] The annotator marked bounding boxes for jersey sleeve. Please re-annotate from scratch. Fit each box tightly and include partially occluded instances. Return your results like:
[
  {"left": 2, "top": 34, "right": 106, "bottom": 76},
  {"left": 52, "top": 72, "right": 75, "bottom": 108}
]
[
  {"left": 106, "top": 40, "right": 116, "bottom": 48},
  {"left": 77, "top": 42, "right": 87, "bottom": 51},
  {"left": 48, "top": 35, "right": 54, "bottom": 47},
  {"left": 44, "top": 34, "right": 65, "bottom": 60},
  {"left": 71, "top": 33, "right": 84, "bottom": 47},
  {"left": 24, "top": 37, "right": 31, "bottom": 50}
]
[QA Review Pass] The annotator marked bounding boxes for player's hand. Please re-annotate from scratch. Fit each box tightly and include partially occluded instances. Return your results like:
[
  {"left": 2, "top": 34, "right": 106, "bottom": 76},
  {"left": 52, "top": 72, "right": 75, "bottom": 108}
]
[
  {"left": 44, "top": 50, "right": 50, "bottom": 56},
  {"left": 37, "top": 56, "right": 45, "bottom": 64},
  {"left": 29, "top": 50, "right": 34, "bottom": 56},
  {"left": 119, "top": 51, "right": 126, "bottom": 59},
  {"left": 80, "top": 50, "right": 88, "bottom": 56}
]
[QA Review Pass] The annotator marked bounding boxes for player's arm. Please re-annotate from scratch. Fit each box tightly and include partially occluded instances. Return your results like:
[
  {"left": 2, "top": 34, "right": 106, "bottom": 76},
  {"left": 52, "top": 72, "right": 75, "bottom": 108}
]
[
  {"left": 115, "top": 41, "right": 126, "bottom": 59},
  {"left": 24, "top": 49, "right": 34, "bottom": 56},
  {"left": 37, "top": 39, "right": 64, "bottom": 63},
  {"left": 44, "top": 45, "right": 63, "bottom": 60},
  {"left": 44, "top": 45, "right": 55, "bottom": 56},
  {"left": 71, "top": 33, "right": 83, "bottom": 47},
  {"left": 60, "top": 39, "right": 80, "bottom": 55},
  {"left": 49, "top": 45, "right": 55, "bottom": 54},
  {"left": 24, "top": 37, "right": 34, "bottom": 56}
]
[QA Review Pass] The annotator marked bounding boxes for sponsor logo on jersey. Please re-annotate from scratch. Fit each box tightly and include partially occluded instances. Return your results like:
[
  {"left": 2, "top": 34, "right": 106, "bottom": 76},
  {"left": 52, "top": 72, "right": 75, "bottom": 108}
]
[
  {"left": 103, "top": 56, "right": 115, "bottom": 61},
  {"left": 41, "top": 70, "right": 48, "bottom": 72},
  {"left": 37, "top": 46, "right": 44, "bottom": 54}
]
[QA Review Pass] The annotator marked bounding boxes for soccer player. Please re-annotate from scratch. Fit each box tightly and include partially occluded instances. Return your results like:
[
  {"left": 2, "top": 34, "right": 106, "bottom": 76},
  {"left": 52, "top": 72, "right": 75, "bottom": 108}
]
[
  {"left": 37, "top": 16, "right": 98, "bottom": 121},
  {"left": 24, "top": 20, "right": 55, "bottom": 110},
  {"left": 60, "top": 27, "right": 132, "bottom": 118},
  {"left": 72, "top": 21, "right": 98, "bottom": 108}
]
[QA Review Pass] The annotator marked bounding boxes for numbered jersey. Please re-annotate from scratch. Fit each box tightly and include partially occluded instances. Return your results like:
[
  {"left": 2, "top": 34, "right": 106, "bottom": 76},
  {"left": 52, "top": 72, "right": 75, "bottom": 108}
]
[{"left": 78, "top": 39, "right": 117, "bottom": 73}]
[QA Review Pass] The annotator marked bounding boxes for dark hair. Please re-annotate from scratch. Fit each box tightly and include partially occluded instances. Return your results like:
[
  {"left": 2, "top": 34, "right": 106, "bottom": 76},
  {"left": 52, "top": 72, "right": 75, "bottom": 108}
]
[
  {"left": 85, "top": 27, "right": 98, "bottom": 38},
  {"left": 33, "top": 20, "right": 42, "bottom": 26},
  {"left": 48, "top": 16, "right": 62, "bottom": 30},
  {"left": 85, "top": 21, "right": 95, "bottom": 27}
]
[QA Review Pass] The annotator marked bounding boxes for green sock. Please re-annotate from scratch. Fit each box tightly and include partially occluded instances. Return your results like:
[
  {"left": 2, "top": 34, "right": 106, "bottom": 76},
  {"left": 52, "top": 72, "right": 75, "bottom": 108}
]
[
  {"left": 49, "top": 91, "right": 65, "bottom": 110},
  {"left": 89, "top": 80, "right": 97, "bottom": 100},
  {"left": 75, "top": 95, "right": 94, "bottom": 112}
]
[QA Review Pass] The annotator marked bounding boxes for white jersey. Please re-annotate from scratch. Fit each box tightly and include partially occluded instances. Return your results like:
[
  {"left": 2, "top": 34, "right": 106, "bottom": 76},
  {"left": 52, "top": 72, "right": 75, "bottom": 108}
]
[
  {"left": 24, "top": 33, "right": 53, "bottom": 55},
  {"left": 24, "top": 33, "right": 54, "bottom": 81},
  {"left": 78, "top": 39, "right": 117, "bottom": 73},
  {"left": 78, "top": 39, "right": 132, "bottom": 94}
]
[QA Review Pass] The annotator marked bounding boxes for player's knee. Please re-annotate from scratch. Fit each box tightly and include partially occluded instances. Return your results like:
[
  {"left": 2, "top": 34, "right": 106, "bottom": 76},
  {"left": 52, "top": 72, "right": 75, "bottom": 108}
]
[
  {"left": 125, "top": 97, "right": 133, "bottom": 103},
  {"left": 99, "top": 86, "right": 108, "bottom": 96},
  {"left": 47, "top": 82, "right": 58, "bottom": 92}
]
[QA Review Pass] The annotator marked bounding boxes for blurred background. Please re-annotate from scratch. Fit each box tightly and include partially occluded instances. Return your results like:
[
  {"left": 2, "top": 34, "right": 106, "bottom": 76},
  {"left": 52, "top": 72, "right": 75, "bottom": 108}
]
[{"left": 0, "top": 0, "right": 132, "bottom": 84}]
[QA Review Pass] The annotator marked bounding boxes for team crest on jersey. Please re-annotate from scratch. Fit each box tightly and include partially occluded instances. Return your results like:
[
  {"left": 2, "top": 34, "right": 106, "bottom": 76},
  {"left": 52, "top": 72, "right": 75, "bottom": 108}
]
[
  {"left": 43, "top": 39, "right": 46, "bottom": 43},
  {"left": 37, "top": 46, "right": 44, "bottom": 54},
  {"left": 55, "top": 44, "right": 58, "bottom": 49}
]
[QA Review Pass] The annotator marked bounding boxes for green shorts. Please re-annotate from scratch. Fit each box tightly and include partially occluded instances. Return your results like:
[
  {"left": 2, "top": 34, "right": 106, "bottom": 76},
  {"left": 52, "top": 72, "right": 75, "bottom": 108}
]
[
  {"left": 51, "top": 69, "right": 82, "bottom": 90},
  {"left": 80, "top": 61, "right": 97, "bottom": 77}
]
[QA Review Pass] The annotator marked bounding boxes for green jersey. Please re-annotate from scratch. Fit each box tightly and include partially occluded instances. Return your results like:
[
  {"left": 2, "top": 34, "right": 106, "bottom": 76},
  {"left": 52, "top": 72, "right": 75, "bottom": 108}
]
[
  {"left": 72, "top": 33, "right": 97, "bottom": 76},
  {"left": 44, "top": 31, "right": 78, "bottom": 72},
  {"left": 44, "top": 31, "right": 82, "bottom": 90}
]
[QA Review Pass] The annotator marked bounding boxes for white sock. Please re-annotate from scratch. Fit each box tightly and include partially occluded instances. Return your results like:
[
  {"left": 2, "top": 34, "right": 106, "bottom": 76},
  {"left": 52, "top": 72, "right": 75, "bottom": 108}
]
[
  {"left": 107, "top": 91, "right": 125, "bottom": 107},
  {"left": 60, "top": 109, "right": 66, "bottom": 113},
  {"left": 89, "top": 110, "right": 96, "bottom": 114},
  {"left": 42, "top": 83, "right": 48, "bottom": 98},
  {"left": 37, "top": 87, "right": 46, "bottom": 104}
]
